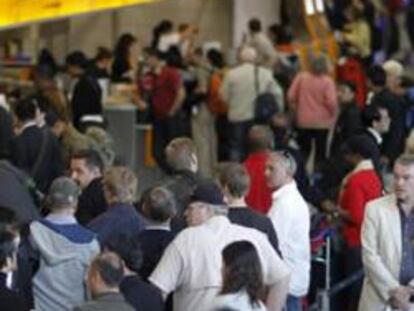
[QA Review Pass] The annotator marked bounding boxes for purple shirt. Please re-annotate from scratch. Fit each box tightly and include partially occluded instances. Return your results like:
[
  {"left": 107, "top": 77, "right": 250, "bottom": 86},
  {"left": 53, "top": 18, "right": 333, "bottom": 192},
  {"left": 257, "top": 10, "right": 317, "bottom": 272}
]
[{"left": 399, "top": 207, "right": 414, "bottom": 285}]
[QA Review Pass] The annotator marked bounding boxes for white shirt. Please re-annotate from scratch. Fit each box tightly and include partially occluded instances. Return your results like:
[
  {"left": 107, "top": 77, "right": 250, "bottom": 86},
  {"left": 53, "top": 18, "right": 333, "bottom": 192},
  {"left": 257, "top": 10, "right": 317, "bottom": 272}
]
[
  {"left": 245, "top": 32, "right": 278, "bottom": 68},
  {"left": 267, "top": 181, "right": 311, "bottom": 297},
  {"left": 149, "top": 216, "right": 290, "bottom": 311},
  {"left": 158, "top": 33, "right": 180, "bottom": 52},
  {"left": 211, "top": 290, "right": 267, "bottom": 311},
  {"left": 220, "top": 63, "right": 284, "bottom": 122}
]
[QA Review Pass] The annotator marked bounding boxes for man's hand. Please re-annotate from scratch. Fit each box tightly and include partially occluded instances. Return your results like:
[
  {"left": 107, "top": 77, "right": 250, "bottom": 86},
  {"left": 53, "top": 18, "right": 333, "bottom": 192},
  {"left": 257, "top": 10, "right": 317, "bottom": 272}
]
[
  {"left": 389, "top": 286, "right": 414, "bottom": 310},
  {"left": 320, "top": 199, "right": 336, "bottom": 214}
]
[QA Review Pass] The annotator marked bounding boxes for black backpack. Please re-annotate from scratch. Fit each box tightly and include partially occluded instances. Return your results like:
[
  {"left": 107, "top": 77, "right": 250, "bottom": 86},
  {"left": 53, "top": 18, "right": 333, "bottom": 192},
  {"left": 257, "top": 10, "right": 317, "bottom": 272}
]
[{"left": 253, "top": 66, "right": 279, "bottom": 124}]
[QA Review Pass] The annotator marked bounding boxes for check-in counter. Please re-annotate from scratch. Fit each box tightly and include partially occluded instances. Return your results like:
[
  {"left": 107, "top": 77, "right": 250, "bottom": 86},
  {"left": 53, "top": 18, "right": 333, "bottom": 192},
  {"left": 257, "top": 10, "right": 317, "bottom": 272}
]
[{"left": 104, "top": 104, "right": 137, "bottom": 170}]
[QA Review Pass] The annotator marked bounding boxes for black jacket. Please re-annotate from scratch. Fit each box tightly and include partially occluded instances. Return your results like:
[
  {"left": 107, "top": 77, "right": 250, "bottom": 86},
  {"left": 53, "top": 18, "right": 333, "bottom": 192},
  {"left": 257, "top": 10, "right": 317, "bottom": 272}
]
[
  {"left": 76, "top": 177, "right": 107, "bottom": 225},
  {"left": 0, "top": 161, "right": 39, "bottom": 223},
  {"left": 71, "top": 74, "right": 102, "bottom": 130},
  {"left": 331, "top": 102, "right": 362, "bottom": 155},
  {"left": 161, "top": 170, "right": 207, "bottom": 233},
  {"left": 0, "top": 273, "right": 29, "bottom": 311},
  {"left": 371, "top": 88, "right": 406, "bottom": 163},
  {"left": 228, "top": 207, "right": 281, "bottom": 256},
  {"left": 359, "top": 128, "right": 382, "bottom": 174},
  {"left": 0, "top": 106, "right": 13, "bottom": 159},
  {"left": 120, "top": 276, "right": 164, "bottom": 311},
  {"left": 10, "top": 125, "right": 63, "bottom": 193},
  {"left": 137, "top": 229, "right": 175, "bottom": 280}
]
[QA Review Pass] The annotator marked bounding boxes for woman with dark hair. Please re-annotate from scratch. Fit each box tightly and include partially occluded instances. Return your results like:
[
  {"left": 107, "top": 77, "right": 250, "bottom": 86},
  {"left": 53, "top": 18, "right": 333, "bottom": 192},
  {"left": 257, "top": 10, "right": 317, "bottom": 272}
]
[
  {"left": 112, "top": 33, "right": 138, "bottom": 82},
  {"left": 152, "top": 20, "right": 174, "bottom": 51},
  {"left": 212, "top": 241, "right": 267, "bottom": 311},
  {"left": 89, "top": 47, "right": 113, "bottom": 79},
  {"left": 37, "top": 48, "right": 58, "bottom": 77}
]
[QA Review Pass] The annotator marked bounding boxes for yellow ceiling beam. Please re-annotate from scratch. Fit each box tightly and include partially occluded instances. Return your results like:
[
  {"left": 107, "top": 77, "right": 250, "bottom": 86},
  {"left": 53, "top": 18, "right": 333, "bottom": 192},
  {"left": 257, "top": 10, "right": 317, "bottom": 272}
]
[{"left": 0, "top": 0, "right": 157, "bottom": 28}]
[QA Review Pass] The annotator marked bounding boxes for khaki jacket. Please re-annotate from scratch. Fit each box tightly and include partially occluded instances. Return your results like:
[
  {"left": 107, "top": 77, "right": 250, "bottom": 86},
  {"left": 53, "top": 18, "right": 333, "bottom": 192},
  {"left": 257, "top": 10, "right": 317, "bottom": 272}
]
[{"left": 359, "top": 195, "right": 414, "bottom": 311}]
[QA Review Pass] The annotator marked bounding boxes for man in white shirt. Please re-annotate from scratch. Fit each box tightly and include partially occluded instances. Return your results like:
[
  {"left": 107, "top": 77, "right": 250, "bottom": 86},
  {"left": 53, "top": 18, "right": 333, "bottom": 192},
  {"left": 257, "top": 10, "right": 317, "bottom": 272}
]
[
  {"left": 245, "top": 18, "right": 279, "bottom": 69},
  {"left": 220, "top": 47, "right": 283, "bottom": 161},
  {"left": 266, "top": 151, "right": 310, "bottom": 311},
  {"left": 149, "top": 180, "right": 290, "bottom": 311}
]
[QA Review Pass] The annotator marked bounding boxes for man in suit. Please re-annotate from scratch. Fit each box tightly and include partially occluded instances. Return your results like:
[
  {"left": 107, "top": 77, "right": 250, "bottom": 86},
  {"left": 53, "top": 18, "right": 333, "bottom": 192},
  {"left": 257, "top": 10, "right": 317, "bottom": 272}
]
[
  {"left": 11, "top": 98, "right": 63, "bottom": 192},
  {"left": 74, "top": 252, "right": 133, "bottom": 311},
  {"left": 367, "top": 65, "right": 406, "bottom": 166},
  {"left": 359, "top": 154, "right": 414, "bottom": 311},
  {"left": 360, "top": 104, "right": 391, "bottom": 174},
  {"left": 70, "top": 149, "right": 107, "bottom": 225},
  {"left": 331, "top": 80, "right": 362, "bottom": 156}
]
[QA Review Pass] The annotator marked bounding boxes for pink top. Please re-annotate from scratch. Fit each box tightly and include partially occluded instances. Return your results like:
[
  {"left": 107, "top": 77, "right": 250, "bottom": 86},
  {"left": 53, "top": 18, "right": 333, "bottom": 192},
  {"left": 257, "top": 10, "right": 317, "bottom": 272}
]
[{"left": 288, "top": 72, "right": 338, "bottom": 129}]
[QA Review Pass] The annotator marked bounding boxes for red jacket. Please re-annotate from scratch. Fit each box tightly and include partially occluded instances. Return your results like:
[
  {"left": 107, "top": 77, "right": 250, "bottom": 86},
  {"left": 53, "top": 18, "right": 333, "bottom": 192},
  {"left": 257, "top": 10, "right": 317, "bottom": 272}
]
[
  {"left": 244, "top": 152, "right": 272, "bottom": 214},
  {"left": 339, "top": 168, "right": 382, "bottom": 247}
]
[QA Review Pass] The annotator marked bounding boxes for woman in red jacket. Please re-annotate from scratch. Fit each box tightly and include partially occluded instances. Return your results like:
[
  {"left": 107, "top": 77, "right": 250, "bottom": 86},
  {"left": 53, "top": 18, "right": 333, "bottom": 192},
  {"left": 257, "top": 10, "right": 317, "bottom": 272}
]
[{"left": 334, "top": 134, "right": 382, "bottom": 311}]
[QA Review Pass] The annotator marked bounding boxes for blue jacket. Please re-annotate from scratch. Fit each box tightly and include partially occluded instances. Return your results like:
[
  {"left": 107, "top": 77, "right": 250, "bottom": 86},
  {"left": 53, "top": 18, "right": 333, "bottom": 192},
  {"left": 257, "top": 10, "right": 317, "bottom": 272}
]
[{"left": 88, "top": 203, "right": 146, "bottom": 246}]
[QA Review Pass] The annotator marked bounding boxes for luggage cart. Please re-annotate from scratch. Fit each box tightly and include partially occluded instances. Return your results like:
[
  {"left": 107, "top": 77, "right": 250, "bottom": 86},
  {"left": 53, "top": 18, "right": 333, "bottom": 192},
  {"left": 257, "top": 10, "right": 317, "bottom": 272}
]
[{"left": 308, "top": 214, "right": 364, "bottom": 311}]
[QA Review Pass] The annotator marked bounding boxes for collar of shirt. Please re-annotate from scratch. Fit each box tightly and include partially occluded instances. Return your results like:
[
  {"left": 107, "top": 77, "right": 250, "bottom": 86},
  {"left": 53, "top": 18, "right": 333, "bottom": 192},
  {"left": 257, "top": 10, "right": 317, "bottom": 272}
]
[
  {"left": 45, "top": 214, "right": 78, "bottom": 225},
  {"left": 203, "top": 215, "right": 230, "bottom": 229},
  {"left": 367, "top": 127, "right": 382, "bottom": 145},
  {"left": 145, "top": 224, "right": 171, "bottom": 231},
  {"left": 353, "top": 159, "right": 374, "bottom": 173},
  {"left": 272, "top": 181, "right": 297, "bottom": 200},
  {"left": 366, "top": 91, "right": 374, "bottom": 105},
  {"left": 5, "top": 272, "right": 12, "bottom": 289},
  {"left": 19, "top": 121, "right": 38, "bottom": 134}
]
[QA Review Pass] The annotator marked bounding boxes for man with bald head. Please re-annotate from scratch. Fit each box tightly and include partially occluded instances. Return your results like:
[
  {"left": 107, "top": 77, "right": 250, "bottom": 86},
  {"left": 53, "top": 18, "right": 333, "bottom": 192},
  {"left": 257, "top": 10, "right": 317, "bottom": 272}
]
[
  {"left": 266, "top": 151, "right": 310, "bottom": 311},
  {"left": 220, "top": 47, "right": 283, "bottom": 161}
]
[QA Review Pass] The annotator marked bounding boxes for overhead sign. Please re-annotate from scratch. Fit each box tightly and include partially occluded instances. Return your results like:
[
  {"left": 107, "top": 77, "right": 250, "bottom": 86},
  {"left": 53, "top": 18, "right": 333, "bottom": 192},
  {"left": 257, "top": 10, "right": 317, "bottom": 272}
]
[{"left": 0, "top": 0, "right": 157, "bottom": 28}]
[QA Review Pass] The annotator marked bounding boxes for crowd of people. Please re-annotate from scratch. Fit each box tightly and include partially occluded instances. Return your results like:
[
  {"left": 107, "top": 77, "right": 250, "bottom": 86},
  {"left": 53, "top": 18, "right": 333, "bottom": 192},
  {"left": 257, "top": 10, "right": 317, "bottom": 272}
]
[{"left": 1, "top": 1, "right": 414, "bottom": 310}]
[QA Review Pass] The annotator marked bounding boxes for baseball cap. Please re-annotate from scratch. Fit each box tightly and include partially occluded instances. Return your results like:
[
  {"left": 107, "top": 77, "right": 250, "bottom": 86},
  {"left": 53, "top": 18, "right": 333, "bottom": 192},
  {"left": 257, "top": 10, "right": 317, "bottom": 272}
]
[
  {"left": 47, "top": 177, "right": 81, "bottom": 206},
  {"left": 191, "top": 180, "right": 225, "bottom": 206}
]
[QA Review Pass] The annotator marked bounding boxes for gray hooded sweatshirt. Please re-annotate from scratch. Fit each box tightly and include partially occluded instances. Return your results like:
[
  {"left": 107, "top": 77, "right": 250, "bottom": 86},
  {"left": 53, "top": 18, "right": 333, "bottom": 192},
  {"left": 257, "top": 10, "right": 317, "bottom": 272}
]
[{"left": 30, "top": 218, "right": 100, "bottom": 311}]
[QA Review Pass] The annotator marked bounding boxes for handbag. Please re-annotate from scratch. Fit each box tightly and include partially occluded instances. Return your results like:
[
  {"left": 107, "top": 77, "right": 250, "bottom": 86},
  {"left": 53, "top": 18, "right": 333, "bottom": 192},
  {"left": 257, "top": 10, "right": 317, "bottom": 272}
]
[{"left": 253, "top": 65, "right": 279, "bottom": 124}]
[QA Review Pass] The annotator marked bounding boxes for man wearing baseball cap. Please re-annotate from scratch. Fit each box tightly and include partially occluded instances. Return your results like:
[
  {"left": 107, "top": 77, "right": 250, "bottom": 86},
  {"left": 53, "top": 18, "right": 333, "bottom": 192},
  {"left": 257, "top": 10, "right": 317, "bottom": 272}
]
[
  {"left": 29, "top": 177, "right": 100, "bottom": 311},
  {"left": 149, "top": 180, "right": 290, "bottom": 311}
]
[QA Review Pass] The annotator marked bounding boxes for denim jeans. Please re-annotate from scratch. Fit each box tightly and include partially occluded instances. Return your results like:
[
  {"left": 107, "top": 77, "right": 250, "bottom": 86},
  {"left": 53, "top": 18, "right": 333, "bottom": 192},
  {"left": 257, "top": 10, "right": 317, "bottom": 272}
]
[
  {"left": 228, "top": 120, "right": 253, "bottom": 162},
  {"left": 285, "top": 295, "right": 302, "bottom": 311}
]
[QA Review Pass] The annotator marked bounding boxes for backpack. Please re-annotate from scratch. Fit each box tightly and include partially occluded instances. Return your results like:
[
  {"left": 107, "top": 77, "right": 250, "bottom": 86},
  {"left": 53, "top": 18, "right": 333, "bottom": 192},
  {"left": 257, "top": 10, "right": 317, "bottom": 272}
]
[
  {"left": 207, "top": 69, "right": 228, "bottom": 116},
  {"left": 253, "top": 66, "right": 279, "bottom": 124}
]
